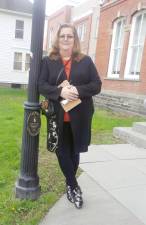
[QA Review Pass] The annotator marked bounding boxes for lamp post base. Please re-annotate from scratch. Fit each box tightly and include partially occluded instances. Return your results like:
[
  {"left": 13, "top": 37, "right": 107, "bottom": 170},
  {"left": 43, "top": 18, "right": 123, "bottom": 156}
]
[
  {"left": 15, "top": 176, "right": 41, "bottom": 200},
  {"left": 15, "top": 101, "right": 41, "bottom": 200}
]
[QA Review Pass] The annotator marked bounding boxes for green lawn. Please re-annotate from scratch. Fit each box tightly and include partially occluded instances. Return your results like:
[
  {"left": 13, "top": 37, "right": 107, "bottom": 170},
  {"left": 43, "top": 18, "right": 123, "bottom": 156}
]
[
  {"left": 91, "top": 107, "right": 145, "bottom": 144},
  {"left": 0, "top": 87, "right": 145, "bottom": 225}
]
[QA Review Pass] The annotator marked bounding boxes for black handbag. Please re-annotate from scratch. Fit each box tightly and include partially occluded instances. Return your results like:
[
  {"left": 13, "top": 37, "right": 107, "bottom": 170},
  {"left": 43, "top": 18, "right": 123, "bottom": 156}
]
[
  {"left": 40, "top": 59, "right": 71, "bottom": 152},
  {"left": 41, "top": 99, "right": 59, "bottom": 152}
]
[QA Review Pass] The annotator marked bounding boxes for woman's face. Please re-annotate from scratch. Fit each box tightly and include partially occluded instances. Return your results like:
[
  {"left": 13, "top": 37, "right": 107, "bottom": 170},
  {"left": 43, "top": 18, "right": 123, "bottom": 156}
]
[{"left": 58, "top": 27, "right": 74, "bottom": 53}]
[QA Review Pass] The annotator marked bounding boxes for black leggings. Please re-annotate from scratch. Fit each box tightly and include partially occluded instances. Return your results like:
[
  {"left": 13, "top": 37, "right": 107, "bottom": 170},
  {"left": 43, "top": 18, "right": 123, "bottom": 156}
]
[{"left": 56, "top": 122, "right": 80, "bottom": 190}]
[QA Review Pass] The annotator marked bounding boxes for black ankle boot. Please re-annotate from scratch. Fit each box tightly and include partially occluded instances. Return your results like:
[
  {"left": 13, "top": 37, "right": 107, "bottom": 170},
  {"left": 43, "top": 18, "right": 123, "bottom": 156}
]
[
  {"left": 77, "top": 185, "right": 82, "bottom": 194},
  {"left": 66, "top": 185, "right": 74, "bottom": 203},
  {"left": 72, "top": 186, "right": 83, "bottom": 209}
]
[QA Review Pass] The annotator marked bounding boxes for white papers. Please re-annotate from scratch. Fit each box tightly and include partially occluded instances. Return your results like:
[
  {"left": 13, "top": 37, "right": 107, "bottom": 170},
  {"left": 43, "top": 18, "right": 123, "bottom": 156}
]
[{"left": 61, "top": 99, "right": 69, "bottom": 105}]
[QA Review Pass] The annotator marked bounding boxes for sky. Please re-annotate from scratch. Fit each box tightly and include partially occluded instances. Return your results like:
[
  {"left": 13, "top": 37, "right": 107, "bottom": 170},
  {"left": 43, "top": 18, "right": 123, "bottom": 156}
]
[{"left": 29, "top": 0, "right": 88, "bottom": 16}]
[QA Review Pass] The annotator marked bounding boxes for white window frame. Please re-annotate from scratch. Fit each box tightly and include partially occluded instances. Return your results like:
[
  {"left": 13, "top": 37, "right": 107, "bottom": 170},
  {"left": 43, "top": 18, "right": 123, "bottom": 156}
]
[
  {"left": 25, "top": 53, "right": 30, "bottom": 71},
  {"left": 15, "top": 20, "right": 24, "bottom": 39},
  {"left": 48, "top": 28, "right": 53, "bottom": 49},
  {"left": 107, "top": 18, "right": 125, "bottom": 78},
  {"left": 124, "top": 10, "right": 146, "bottom": 80},
  {"left": 95, "top": 17, "right": 99, "bottom": 38},
  {"left": 13, "top": 52, "right": 23, "bottom": 71},
  {"left": 77, "top": 23, "right": 86, "bottom": 42},
  {"left": 13, "top": 52, "right": 30, "bottom": 72}
]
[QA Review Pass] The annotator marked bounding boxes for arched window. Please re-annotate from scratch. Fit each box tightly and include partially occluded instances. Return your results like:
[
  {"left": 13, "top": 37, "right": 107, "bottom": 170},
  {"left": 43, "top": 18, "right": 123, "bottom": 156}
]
[
  {"left": 124, "top": 10, "right": 146, "bottom": 79},
  {"left": 48, "top": 27, "right": 53, "bottom": 49},
  {"left": 77, "top": 23, "right": 86, "bottom": 42},
  {"left": 107, "top": 17, "right": 125, "bottom": 78}
]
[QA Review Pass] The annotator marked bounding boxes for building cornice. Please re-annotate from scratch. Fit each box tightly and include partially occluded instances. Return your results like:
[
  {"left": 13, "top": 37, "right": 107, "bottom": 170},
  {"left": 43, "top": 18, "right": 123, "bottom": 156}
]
[
  {"left": 0, "top": 8, "right": 32, "bottom": 17},
  {"left": 0, "top": 8, "right": 48, "bottom": 20},
  {"left": 101, "top": 0, "right": 127, "bottom": 11}
]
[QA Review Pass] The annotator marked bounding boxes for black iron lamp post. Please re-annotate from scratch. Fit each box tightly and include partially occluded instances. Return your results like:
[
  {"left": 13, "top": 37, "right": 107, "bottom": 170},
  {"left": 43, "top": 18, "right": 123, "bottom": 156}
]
[{"left": 15, "top": 0, "right": 46, "bottom": 200}]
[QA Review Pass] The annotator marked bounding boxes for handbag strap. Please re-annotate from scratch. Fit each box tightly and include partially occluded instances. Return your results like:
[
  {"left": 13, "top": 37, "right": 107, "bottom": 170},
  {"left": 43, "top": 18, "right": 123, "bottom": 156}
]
[{"left": 56, "top": 58, "right": 71, "bottom": 85}]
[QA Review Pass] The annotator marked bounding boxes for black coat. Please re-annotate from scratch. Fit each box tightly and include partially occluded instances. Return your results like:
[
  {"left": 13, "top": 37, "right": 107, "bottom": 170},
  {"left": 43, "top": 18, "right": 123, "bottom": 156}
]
[{"left": 38, "top": 55, "right": 102, "bottom": 153}]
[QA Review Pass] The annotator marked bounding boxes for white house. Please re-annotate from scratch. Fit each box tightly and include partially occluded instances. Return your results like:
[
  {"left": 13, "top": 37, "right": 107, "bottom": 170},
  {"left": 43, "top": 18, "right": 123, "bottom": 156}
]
[{"left": 0, "top": 0, "right": 32, "bottom": 87}]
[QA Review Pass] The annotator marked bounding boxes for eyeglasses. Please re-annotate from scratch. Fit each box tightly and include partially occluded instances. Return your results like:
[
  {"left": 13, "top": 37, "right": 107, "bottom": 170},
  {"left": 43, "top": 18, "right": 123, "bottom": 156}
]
[{"left": 59, "top": 34, "right": 74, "bottom": 40}]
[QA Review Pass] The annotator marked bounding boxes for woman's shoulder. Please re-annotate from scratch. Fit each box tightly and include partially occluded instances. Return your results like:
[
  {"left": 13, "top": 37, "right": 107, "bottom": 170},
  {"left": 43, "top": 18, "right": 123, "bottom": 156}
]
[
  {"left": 42, "top": 56, "right": 52, "bottom": 62},
  {"left": 41, "top": 56, "right": 49, "bottom": 63},
  {"left": 78, "top": 54, "right": 93, "bottom": 64},
  {"left": 42, "top": 56, "right": 59, "bottom": 65}
]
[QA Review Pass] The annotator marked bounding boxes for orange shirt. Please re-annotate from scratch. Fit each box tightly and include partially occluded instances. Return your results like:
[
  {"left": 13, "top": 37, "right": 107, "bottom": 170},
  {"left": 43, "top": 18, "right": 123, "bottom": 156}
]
[{"left": 62, "top": 59, "right": 72, "bottom": 122}]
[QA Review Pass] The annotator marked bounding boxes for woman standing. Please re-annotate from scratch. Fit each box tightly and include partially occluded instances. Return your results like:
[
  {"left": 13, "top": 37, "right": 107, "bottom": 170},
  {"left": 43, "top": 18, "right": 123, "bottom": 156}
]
[{"left": 38, "top": 23, "right": 102, "bottom": 209}]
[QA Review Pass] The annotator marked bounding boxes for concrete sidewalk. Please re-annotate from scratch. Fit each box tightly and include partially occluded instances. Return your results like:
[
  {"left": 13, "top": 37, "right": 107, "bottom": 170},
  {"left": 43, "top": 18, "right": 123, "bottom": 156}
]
[{"left": 39, "top": 144, "right": 146, "bottom": 225}]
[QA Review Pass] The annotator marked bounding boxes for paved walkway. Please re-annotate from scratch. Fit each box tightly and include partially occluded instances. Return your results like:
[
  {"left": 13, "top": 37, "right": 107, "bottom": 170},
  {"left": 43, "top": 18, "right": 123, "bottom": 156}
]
[{"left": 39, "top": 144, "right": 146, "bottom": 225}]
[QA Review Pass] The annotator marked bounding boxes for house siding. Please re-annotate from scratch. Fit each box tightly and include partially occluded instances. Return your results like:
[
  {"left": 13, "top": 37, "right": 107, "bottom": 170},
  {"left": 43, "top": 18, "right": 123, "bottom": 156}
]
[{"left": 0, "top": 11, "right": 32, "bottom": 84}]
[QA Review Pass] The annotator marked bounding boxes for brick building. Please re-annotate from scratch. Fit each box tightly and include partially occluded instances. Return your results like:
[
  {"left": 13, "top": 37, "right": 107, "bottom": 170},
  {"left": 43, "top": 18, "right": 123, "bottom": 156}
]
[
  {"left": 47, "top": 5, "right": 72, "bottom": 51},
  {"left": 71, "top": 5, "right": 93, "bottom": 55},
  {"left": 46, "top": 0, "right": 100, "bottom": 61},
  {"left": 95, "top": 0, "right": 146, "bottom": 116}
]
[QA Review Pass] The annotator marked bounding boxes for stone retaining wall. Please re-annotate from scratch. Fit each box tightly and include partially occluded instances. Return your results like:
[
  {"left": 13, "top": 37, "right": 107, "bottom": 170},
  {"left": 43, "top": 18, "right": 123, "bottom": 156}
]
[{"left": 94, "top": 91, "right": 146, "bottom": 117}]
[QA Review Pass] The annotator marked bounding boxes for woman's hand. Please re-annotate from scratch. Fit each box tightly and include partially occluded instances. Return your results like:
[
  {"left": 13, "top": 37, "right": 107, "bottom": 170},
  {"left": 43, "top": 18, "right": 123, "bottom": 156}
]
[
  {"left": 60, "top": 86, "right": 79, "bottom": 101},
  {"left": 58, "top": 80, "right": 70, "bottom": 88},
  {"left": 70, "top": 86, "right": 79, "bottom": 96}
]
